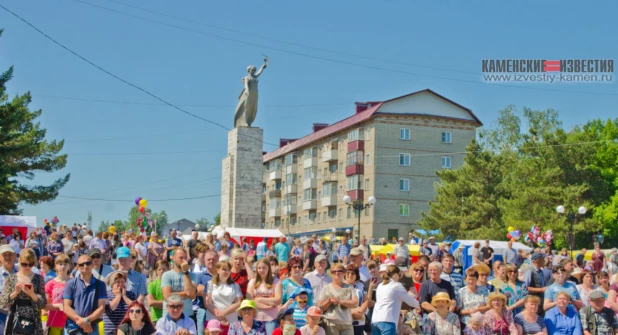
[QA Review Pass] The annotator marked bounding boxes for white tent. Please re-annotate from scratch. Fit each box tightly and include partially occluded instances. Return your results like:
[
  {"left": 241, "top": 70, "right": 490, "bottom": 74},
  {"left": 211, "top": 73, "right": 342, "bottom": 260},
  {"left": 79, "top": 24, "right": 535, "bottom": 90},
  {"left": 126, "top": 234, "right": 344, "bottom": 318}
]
[
  {"left": 451, "top": 240, "right": 533, "bottom": 272},
  {"left": 0, "top": 215, "right": 38, "bottom": 238},
  {"left": 185, "top": 226, "right": 284, "bottom": 243}
]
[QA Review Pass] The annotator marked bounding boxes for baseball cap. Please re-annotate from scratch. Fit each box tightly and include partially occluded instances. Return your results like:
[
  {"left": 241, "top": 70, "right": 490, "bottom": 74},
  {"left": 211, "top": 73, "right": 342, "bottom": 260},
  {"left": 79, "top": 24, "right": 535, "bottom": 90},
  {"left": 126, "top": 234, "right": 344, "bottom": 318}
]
[
  {"left": 307, "top": 306, "right": 324, "bottom": 317},
  {"left": 88, "top": 248, "right": 102, "bottom": 257},
  {"left": 277, "top": 308, "right": 294, "bottom": 324},
  {"left": 291, "top": 287, "right": 311, "bottom": 299},
  {"left": 398, "top": 237, "right": 405, "bottom": 242},
  {"left": 589, "top": 290, "right": 605, "bottom": 300},
  {"left": 315, "top": 254, "right": 327, "bottom": 263},
  {"left": 349, "top": 248, "right": 362, "bottom": 257},
  {"left": 531, "top": 252, "right": 544, "bottom": 261},
  {"left": 116, "top": 246, "right": 131, "bottom": 259},
  {"left": 206, "top": 320, "right": 222, "bottom": 332},
  {"left": 0, "top": 245, "right": 15, "bottom": 255},
  {"left": 379, "top": 264, "right": 389, "bottom": 272}
]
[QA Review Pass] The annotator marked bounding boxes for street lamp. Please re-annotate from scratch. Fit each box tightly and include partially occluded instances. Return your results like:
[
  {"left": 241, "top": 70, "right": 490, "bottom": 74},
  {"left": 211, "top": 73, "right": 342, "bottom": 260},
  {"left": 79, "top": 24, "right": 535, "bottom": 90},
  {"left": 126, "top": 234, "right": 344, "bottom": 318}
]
[
  {"left": 556, "top": 205, "right": 586, "bottom": 257},
  {"left": 343, "top": 195, "right": 376, "bottom": 244}
]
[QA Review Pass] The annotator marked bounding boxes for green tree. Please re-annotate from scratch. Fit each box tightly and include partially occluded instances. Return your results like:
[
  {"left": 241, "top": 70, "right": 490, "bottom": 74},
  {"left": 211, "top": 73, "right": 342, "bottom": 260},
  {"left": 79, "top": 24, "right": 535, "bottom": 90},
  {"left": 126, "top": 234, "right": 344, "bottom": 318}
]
[
  {"left": 0, "top": 31, "right": 70, "bottom": 214},
  {"left": 195, "top": 217, "right": 210, "bottom": 231},
  {"left": 97, "top": 220, "right": 110, "bottom": 233},
  {"left": 213, "top": 213, "right": 221, "bottom": 227}
]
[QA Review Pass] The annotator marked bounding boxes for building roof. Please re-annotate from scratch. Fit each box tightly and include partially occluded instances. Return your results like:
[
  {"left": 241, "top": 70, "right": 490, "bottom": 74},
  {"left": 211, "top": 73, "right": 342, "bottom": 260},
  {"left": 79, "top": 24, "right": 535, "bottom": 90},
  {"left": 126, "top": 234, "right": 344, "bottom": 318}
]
[{"left": 263, "top": 89, "right": 480, "bottom": 162}]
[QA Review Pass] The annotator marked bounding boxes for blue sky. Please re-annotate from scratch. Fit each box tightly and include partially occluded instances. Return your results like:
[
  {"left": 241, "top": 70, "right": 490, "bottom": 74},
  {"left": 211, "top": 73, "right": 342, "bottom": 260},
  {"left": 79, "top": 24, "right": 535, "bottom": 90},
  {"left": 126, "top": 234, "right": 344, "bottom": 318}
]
[{"left": 1, "top": 0, "right": 616, "bottom": 230}]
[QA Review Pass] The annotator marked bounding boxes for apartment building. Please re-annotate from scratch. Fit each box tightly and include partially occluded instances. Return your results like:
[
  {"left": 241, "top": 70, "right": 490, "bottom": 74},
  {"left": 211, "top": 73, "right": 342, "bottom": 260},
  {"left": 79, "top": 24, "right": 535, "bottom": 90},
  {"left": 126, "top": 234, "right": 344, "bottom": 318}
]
[{"left": 261, "top": 89, "right": 482, "bottom": 241}]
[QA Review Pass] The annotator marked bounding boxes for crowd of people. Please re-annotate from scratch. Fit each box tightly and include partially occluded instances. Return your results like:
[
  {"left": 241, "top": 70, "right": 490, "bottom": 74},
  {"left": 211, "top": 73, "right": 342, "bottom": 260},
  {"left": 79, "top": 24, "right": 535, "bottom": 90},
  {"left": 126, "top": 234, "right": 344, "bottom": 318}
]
[{"left": 0, "top": 224, "right": 618, "bottom": 335}]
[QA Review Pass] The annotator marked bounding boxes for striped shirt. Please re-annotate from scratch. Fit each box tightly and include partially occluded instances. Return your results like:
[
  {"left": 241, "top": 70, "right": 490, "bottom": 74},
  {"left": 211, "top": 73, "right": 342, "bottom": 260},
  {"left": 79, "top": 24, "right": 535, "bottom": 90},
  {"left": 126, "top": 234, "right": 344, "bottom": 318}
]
[
  {"left": 103, "top": 288, "right": 136, "bottom": 335},
  {"left": 337, "top": 243, "right": 351, "bottom": 261},
  {"left": 441, "top": 271, "right": 465, "bottom": 292},
  {"left": 292, "top": 303, "right": 309, "bottom": 328}
]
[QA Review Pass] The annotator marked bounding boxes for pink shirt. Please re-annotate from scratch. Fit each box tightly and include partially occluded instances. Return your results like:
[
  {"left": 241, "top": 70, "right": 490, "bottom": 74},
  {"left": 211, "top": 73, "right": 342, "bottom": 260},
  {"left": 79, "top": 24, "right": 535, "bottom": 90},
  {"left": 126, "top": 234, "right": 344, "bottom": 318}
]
[
  {"left": 248, "top": 278, "right": 280, "bottom": 322},
  {"left": 45, "top": 279, "right": 68, "bottom": 328}
]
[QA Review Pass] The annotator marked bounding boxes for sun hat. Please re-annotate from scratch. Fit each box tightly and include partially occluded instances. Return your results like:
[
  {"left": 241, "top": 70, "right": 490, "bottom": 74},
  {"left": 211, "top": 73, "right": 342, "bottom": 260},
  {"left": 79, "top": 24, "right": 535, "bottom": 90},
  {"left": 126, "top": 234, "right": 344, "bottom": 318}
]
[
  {"left": 431, "top": 292, "right": 451, "bottom": 306},
  {"left": 236, "top": 299, "right": 257, "bottom": 311},
  {"left": 0, "top": 245, "right": 15, "bottom": 254},
  {"left": 349, "top": 248, "right": 362, "bottom": 256},
  {"left": 206, "top": 320, "right": 222, "bottom": 332},
  {"left": 307, "top": 306, "right": 324, "bottom": 317}
]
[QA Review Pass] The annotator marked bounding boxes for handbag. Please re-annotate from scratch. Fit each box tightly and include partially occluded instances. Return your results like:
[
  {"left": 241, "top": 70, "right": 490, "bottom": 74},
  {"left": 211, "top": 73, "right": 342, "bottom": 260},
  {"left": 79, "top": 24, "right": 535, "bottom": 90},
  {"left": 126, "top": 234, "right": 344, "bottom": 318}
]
[{"left": 10, "top": 300, "right": 36, "bottom": 335}]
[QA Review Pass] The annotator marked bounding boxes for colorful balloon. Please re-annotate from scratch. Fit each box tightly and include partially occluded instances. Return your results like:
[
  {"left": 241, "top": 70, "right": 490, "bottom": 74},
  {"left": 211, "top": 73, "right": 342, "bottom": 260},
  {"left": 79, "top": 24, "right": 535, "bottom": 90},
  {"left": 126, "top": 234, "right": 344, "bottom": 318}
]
[
  {"left": 139, "top": 199, "right": 148, "bottom": 208},
  {"left": 109, "top": 225, "right": 116, "bottom": 234},
  {"left": 507, "top": 226, "right": 515, "bottom": 232},
  {"left": 139, "top": 206, "right": 145, "bottom": 213},
  {"left": 506, "top": 233, "right": 512, "bottom": 239},
  {"left": 135, "top": 197, "right": 142, "bottom": 206}
]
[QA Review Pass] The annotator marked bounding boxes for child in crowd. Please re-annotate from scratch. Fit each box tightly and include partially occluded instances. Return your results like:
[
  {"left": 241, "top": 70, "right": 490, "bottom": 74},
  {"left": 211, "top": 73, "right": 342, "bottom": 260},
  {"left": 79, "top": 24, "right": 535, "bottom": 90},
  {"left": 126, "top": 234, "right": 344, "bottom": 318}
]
[
  {"left": 206, "top": 319, "right": 222, "bottom": 335},
  {"left": 273, "top": 308, "right": 301, "bottom": 335},
  {"left": 281, "top": 288, "right": 310, "bottom": 328},
  {"left": 300, "top": 306, "right": 325, "bottom": 335},
  {"left": 463, "top": 312, "right": 486, "bottom": 335}
]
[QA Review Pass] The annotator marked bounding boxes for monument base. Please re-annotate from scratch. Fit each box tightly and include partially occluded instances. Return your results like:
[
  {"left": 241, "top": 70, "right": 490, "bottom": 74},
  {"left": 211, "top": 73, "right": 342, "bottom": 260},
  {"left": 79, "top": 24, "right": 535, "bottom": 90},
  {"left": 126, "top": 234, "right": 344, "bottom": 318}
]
[{"left": 221, "top": 127, "right": 263, "bottom": 228}]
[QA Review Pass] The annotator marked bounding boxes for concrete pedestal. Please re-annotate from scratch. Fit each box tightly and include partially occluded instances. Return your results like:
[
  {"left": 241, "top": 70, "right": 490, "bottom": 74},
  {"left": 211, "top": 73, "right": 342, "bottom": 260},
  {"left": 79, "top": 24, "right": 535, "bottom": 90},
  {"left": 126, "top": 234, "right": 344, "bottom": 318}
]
[{"left": 221, "top": 127, "right": 263, "bottom": 228}]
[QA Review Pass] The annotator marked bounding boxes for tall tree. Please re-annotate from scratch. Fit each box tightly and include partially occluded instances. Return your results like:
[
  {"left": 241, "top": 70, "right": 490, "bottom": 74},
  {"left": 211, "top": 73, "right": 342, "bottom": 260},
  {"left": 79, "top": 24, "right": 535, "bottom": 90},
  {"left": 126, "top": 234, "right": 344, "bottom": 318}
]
[
  {"left": 213, "top": 213, "right": 221, "bottom": 227},
  {"left": 0, "top": 30, "right": 70, "bottom": 214}
]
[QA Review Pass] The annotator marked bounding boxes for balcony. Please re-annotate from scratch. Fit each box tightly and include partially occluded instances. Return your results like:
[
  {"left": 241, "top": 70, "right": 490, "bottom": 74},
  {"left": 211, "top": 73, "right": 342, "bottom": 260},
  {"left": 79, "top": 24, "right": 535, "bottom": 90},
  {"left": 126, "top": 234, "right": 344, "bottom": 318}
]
[
  {"left": 322, "top": 149, "right": 338, "bottom": 162},
  {"left": 269, "top": 170, "right": 282, "bottom": 181},
  {"left": 303, "top": 178, "right": 317, "bottom": 189},
  {"left": 269, "top": 190, "right": 281, "bottom": 198},
  {"left": 321, "top": 194, "right": 338, "bottom": 207},
  {"left": 346, "top": 189, "right": 364, "bottom": 202},
  {"left": 269, "top": 208, "right": 281, "bottom": 217},
  {"left": 286, "top": 165, "right": 298, "bottom": 174},
  {"left": 302, "top": 200, "right": 317, "bottom": 210},
  {"left": 346, "top": 164, "right": 364, "bottom": 176},
  {"left": 303, "top": 157, "right": 318, "bottom": 168},
  {"left": 285, "top": 184, "right": 297, "bottom": 194},
  {"left": 323, "top": 173, "right": 338, "bottom": 182},
  {"left": 348, "top": 140, "right": 365, "bottom": 152},
  {"left": 284, "top": 205, "right": 297, "bottom": 215}
]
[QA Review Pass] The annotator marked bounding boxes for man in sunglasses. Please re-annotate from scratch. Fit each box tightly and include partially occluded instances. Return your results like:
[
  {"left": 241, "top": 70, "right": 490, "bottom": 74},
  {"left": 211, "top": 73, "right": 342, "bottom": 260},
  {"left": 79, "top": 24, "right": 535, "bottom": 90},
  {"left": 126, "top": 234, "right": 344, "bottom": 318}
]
[
  {"left": 71, "top": 248, "right": 113, "bottom": 281},
  {"left": 155, "top": 293, "right": 196, "bottom": 335},
  {"left": 0, "top": 245, "right": 18, "bottom": 335},
  {"left": 63, "top": 254, "right": 108, "bottom": 335}
]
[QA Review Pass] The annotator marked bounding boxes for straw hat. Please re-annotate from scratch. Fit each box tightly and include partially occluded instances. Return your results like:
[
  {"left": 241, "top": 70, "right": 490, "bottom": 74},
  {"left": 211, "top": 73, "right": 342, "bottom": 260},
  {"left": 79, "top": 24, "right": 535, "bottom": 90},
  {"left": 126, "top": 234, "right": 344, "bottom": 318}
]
[{"left": 431, "top": 292, "right": 451, "bottom": 306}]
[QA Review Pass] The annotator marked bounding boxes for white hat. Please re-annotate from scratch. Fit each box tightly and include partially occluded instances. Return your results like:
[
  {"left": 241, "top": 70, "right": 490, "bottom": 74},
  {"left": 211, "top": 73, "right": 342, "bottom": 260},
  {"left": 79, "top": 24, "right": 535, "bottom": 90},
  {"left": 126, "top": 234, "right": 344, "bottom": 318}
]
[
  {"left": 379, "top": 264, "right": 389, "bottom": 272},
  {"left": 0, "top": 245, "right": 16, "bottom": 255}
]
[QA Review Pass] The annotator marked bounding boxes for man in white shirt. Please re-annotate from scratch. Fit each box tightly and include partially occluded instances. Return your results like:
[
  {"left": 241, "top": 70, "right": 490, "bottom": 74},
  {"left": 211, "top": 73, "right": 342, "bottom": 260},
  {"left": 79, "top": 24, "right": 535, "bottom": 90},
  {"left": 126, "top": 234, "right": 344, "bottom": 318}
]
[
  {"left": 357, "top": 236, "right": 371, "bottom": 261},
  {"left": 349, "top": 248, "right": 371, "bottom": 282},
  {"left": 156, "top": 294, "right": 196, "bottom": 335},
  {"left": 304, "top": 254, "right": 332, "bottom": 300},
  {"left": 394, "top": 237, "right": 410, "bottom": 267},
  {"left": 427, "top": 237, "right": 440, "bottom": 261}
]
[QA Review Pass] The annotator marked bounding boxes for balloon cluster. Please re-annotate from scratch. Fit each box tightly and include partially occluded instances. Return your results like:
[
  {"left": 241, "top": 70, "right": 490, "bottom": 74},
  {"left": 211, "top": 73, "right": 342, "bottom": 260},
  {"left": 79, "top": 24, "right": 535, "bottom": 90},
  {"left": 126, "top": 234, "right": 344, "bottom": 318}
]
[
  {"left": 522, "top": 225, "right": 553, "bottom": 246},
  {"left": 135, "top": 197, "right": 150, "bottom": 234},
  {"left": 51, "top": 216, "right": 59, "bottom": 224},
  {"left": 506, "top": 226, "right": 522, "bottom": 240}
]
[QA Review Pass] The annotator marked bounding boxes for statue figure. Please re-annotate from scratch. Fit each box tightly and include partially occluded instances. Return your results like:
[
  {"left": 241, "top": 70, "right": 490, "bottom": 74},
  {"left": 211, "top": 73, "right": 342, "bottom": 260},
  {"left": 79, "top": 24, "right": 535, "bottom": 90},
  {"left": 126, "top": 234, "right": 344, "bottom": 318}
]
[{"left": 234, "top": 57, "right": 269, "bottom": 128}]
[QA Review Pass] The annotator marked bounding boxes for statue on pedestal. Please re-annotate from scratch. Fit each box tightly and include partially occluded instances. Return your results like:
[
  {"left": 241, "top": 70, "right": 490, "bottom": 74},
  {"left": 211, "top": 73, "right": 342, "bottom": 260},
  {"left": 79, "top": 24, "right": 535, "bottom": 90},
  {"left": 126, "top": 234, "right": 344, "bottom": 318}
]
[{"left": 234, "top": 57, "right": 269, "bottom": 128}]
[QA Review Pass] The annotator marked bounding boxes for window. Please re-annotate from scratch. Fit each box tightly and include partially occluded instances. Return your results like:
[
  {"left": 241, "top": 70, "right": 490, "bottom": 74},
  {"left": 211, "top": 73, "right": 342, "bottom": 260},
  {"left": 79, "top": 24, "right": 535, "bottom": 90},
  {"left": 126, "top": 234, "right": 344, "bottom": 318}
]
[
  {"left": 365, "top": 128, "right": 371, "bottom": 141},
  {"left": 300, "top": 216, "right": 304, "bottom": 225},
  {"left": 400, "top": 179, "right": 410, "bottom": 192},
  {"left": 268, "top": 160, "right": 282, "bottom": 172},
  {"left": 285, "top": 152, "right": 298, "bottom": 166},
  {"left": 346, "top": 151, "right": 364, "bottom": 166},
  {"left": 347, "top": 175, "right": 364, "bottom": 191},
  {"left": 323, "top": 182, "right": 337, "bottom": 197},
  {"left": 275, "top": 219, "right": 280, "bottom": 227},
  {"left": 303, "top": 147, "right": 318, "bottom": 158},
  {"left": 317, "top": 169, "right": 322, "bottom": 180},
  {"left": 399, "top": 153, "right": 411, "bottom": 166},
  {"left": 365, "top": 178, "right": 370, "bottom": 191},
  {"left": 387, "top": 229, "right": 399, "bottom": 242},
  {"left": 317, "top": 212, "right": 321, "bottom": 224},
  {"left": 330, "top": 164, "right": 337, "bottom": 174},
  {"left": 399, "top": 204, "right": 410, "bottom": 216},
  {"left": 338, "top": 208, "right": 343, "bottom": 219},
  {"left": 304, "top": 167, "right": 317, "bottom": 179},
  {"left": 400, "top": 128, "right": 410, "bottom": 140},
  {"left": 269, "top": 198, "right": 281, "bottom": 209},
  {"left": 290, "top": 216, "right": 297, "bottom": 225},
  {"left": 285, "top": 173, "right": 297, "bottom": 185},
  {"left": 365, "top": 206, "right": 370, "bottom": 216},
  {"left": 348, "top": 128, "right": 364, "bottom": 142},
  {"left": 286, "top": 194, "right": 297, "bottom": 205},
  {"left": 442, "top": 157, "right": 452, "bottom": 169},
  {"left": 309, "top": 211, "right": 316, "bottom": 224},
  {"left": 339, "top": 162, "right": 343, "bottom": 174},
  {"left": 317, "top": 190, "right": 322, "bottom": 199},
  {"left": 329, "top": 208, "right": 337, "bottom": 221},
  {"left": 304, "top": 215, "right": 308, "bottom": 224},
  {"left": 442, "top": 132, "right": 452, "bottom": 143},
  {"left": 339, "top": 185, "right": 344, "bottom": 195},
  {"left": 303, "top": 188, "right": 317, "bottom": 200},
  {"left": 347, "top": 207, "right": 352, "bottom": 219},
  {"left": 365, "top": 153, "right": 371, "bottom": 166},
  {"left": 275, "top": 181, "right": 281, "bottom": 190}
]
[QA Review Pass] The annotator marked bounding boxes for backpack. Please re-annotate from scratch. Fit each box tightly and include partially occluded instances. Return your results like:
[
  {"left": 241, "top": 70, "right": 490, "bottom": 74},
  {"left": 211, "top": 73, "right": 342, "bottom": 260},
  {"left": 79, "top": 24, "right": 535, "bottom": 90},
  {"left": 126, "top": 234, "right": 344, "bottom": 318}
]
[{"left": 583, "top": 305, "right": 615, "bottom": 335}]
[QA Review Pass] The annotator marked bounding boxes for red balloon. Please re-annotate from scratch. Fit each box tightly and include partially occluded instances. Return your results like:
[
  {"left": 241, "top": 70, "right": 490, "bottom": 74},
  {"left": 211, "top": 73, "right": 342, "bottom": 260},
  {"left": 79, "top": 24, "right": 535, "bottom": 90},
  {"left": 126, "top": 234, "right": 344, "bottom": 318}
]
[
  {"left": 139, "top": 206, "right": 145, "bottom": 213},
  {"left": 506, "top": 233, "right": 512, "bottom": 239}
]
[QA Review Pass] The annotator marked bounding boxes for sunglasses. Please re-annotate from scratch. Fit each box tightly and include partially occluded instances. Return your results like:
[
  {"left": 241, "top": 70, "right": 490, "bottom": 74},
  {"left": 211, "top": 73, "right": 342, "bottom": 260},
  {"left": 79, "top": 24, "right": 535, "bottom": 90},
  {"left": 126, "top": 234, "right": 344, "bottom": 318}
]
[
  {"left": 129, "top": 309, "right": 142, "bottom": 314},
  {"left": 331, "top": 270, "right": 344, "bottom": 274},
  {"left": 413, "top": 269, "right": 424, "bottom": 273},
  {"left": 78, "top": 261, "right": 93, "bottom": 267},
  {"left": 91, "top": 254, "right": 101, "bottom": 259},
  {"left": 292, "top": 265, "right": 302, "bottom": 269},
  {"left": 20, "top": 262, "right": 35, "bottom": 268},
  {"left": 168, "top": 305, "right": 183, "bottom": 310},
  {"left": 297, "top": 300, "right": 308, "bottom": 303}
]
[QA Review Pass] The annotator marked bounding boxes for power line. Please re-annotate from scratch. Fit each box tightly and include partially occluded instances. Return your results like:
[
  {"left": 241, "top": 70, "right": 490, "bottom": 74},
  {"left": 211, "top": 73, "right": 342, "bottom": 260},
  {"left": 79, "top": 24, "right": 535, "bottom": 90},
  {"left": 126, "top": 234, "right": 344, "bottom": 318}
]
[
  {"left": 58, "top": 194, "right": 221, "bottom": 201},
  {"left": 0, "top": 4, "right": 279, "bottom": 147},
  {"left": 27, "top": 93, "right": 348, "bottom": 108},
  {"left": 106, "top": 0, "right": 479, "bottom": 76},
  {"left": 70, "top": 0, "right": 618, "bottom": 97},
  {"left": 66, "top": 128, "right": 208, "bottom": 144},
  {"left": 66, "top": 149, "right": 225, "bottom": 156}
]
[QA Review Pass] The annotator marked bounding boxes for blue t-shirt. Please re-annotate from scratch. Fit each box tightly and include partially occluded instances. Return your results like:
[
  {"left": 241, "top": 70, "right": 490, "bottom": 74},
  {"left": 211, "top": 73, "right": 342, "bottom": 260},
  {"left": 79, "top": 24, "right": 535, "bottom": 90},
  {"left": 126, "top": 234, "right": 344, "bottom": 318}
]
[
  {"left": 544, "top": 282, "right": 581, "bottom": 302},
  {"left": 192, "top": 271, "right": 212, "bottom": 310},
  {"left": 275, "top": 242, "right": 290, "bottom": 263},
  {"left": 161, "top": 270, "right": 197, "bottom": 317},
  {"left": 63, "top": 276, "right": 108, "bottom": 322}
]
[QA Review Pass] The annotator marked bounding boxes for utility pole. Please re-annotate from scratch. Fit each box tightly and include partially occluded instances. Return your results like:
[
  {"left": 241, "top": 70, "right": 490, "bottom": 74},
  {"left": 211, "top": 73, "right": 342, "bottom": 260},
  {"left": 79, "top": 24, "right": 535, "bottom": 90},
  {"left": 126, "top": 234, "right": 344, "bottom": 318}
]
[{"left": 87, "top": 211, "right": 93, "bottom": 230}]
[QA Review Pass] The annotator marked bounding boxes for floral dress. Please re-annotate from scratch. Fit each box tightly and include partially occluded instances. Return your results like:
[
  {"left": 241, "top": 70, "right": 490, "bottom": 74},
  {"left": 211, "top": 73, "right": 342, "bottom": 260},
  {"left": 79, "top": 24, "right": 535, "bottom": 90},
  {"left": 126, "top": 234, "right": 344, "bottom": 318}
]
[
  {"left": 501, "top": 281, "right": 528, "bottom": 315},
  {"left": 482, "top": 309, "right": 517, "bottom": 335},
  {"left": 456, "top": 286, "right": 489, "bottom": 324},
  {"left": 227, "top": 320, "right": 266, "bottom": 335},
  {"left": 0, "top": 273, "right": 47, "bottom": 335},
  {"left": 423, "top": 311, "right": 461, "bottom": 335}
]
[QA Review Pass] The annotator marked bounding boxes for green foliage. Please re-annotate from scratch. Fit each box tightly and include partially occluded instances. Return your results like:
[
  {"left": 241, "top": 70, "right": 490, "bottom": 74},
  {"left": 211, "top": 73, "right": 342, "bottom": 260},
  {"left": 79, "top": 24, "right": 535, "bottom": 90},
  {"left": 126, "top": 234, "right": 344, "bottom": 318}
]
[
  {"left": 213, "top": 213, "right": 221, "bottom": 226},
  {"left": 0, "top": 62, "right": 70, "bottom": 214},
  {"left": 419, "top": 105, "right": 618, "bottom": 249}
]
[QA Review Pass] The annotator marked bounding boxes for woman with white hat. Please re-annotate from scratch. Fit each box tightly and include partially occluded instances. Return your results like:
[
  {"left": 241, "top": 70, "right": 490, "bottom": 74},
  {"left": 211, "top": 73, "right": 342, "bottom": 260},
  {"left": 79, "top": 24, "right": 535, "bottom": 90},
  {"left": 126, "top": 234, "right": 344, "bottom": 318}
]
[{"left": 422, "top": 292, "right": 460, "bottom": 335}]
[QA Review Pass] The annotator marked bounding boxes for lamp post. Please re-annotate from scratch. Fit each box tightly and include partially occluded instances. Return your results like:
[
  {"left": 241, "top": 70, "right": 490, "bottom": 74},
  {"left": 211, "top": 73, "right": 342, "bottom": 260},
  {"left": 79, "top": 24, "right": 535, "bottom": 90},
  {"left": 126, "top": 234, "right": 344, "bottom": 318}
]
[
  {"left": 343, "top": 195, "right": 376, "bottom": 244},
  {"left": 556, "top": 205, "right": 586, "bottom": 258}
]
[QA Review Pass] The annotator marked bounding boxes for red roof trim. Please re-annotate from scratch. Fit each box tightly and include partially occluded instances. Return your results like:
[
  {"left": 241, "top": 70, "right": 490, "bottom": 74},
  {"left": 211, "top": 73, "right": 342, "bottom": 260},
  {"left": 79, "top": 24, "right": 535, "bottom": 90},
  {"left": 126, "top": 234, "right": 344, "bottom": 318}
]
[
  {"left": 383, "top": 89, "right": 483, "bottom": 126},
  {"left": 262, "top": 103, "right": 383, "bottom": 162}
]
